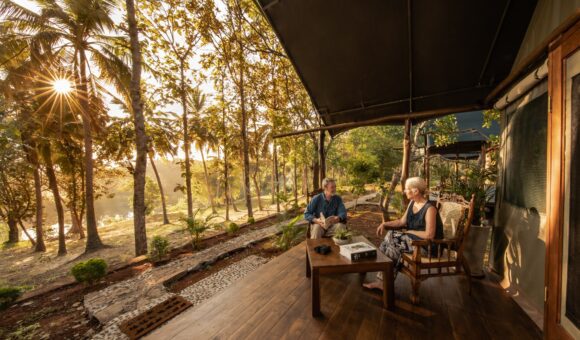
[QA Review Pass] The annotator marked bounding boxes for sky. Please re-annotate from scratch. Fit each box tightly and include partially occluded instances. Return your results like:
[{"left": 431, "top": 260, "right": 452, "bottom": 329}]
[{"left": 11, "top": 0, "right": 217, "bottom": 161}]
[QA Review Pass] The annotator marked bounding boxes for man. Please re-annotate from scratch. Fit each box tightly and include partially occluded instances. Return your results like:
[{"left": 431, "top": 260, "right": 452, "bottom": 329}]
[{"left": 304, "top": 178, "right": 347, "bottom": 239}]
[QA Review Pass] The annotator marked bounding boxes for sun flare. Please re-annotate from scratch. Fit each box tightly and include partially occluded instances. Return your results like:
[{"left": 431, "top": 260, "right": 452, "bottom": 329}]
[{"left": 52, "top": 78, "right": 73, "bottom": 94}]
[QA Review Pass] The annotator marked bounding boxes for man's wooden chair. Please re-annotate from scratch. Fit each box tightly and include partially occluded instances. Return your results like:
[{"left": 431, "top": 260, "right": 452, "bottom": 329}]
[
  {"left": 400, "top": 194, "right": 476, "bottom": 304},
  {"left": 305, "top": 188, "right": 323, "bottom": 239}
]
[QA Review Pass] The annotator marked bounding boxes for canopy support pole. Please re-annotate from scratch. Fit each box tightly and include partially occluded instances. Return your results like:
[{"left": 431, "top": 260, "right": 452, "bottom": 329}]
[
  {"left": 318, "top": 130, "right": 326, "bottom": 186},
  {"left": 401, "top": 119, "right": 411, "bottom": 205}
]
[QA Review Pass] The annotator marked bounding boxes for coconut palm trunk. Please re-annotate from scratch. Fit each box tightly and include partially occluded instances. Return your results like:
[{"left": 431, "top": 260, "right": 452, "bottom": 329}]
[
  {"left": 199, "top": 147, "right": 217, "bottom": 213},
  {"left": 42, "top": 145, "right": 66, "bottom": 255},
  {"left": 149, "top": 152, "right": 169, "bottom": 224},
  {"left": 126, "top": 0, "right": 148, "bottom": 256},
  {"left": 78, "top": 48, "right": 104, "bottom": 252}
]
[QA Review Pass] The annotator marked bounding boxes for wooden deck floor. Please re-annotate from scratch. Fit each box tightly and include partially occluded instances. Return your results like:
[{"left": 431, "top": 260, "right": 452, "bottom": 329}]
[{"left": 145, "top": 241, "right": 542, "bottom": 340}]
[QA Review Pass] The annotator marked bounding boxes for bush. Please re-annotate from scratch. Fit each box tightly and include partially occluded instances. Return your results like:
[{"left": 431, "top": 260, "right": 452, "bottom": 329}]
[
  {"left": 275, "top": 215, "right": 305, "bottom": 251},
  {"left": 0, "top": 286, "right": 22, "bottom": 309},
  {"left": 247, "top": 217, "right": 255, "bottom": 224},
  {"left": 149, "top": 236, "right": 170, "bottom": 261},
  {"left": 225, "top": 222, "right": 239, "bottom": 234},
  {"left": 71, "top": 258, "right": 108, "bottom": 284}
]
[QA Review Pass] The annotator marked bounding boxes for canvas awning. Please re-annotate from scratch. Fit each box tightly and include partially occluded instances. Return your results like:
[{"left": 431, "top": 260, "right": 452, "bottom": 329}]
[{"left": 257, "top": 0, "right": 538, "bottom": 135}]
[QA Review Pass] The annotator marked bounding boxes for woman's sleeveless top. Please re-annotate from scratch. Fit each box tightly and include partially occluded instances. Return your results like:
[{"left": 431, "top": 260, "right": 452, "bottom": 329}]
[{"left": 406, "top": 201, "right": 444, "bottom": 240}]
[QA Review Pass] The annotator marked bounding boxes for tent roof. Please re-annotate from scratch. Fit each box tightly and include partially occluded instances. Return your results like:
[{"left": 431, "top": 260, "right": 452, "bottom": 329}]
[{"left": 257, "top": 0, "right": 537, "bottom": 135}]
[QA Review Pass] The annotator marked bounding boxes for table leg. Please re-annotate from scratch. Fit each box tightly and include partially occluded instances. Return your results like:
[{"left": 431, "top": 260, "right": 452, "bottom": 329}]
[
  {"left": 306, "top": 249, "right": 311, "bottom": 278},
  {"left": 312, "top": 268, "right": 321, "bottom": 317},
  {"left": 383, "top": 268, "right": 394, "bottom": 310}
]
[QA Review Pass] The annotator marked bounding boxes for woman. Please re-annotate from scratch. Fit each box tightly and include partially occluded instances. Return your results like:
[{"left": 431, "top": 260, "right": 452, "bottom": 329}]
[{"left": 363, "top": 177, "right": 443, "bottom": 290}]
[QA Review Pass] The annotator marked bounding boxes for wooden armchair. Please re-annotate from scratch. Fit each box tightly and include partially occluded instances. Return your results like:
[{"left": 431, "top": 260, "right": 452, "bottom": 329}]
[
  {"left": 305, "top": 188, "right": 324, "bottom": 239},
  {"left": 400, "top": 194, "right": 476, "bottom": 304}
]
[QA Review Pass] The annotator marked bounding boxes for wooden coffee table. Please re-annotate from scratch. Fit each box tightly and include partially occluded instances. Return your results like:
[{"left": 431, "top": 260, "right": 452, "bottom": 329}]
[{"left": 305, "top": 235, "right": 394, "bottom": 317}]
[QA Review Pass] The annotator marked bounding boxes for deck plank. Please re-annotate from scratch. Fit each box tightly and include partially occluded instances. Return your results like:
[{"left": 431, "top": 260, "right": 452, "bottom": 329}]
[{"left": 146, "top": 240, "right": 542, "bottom": 340}]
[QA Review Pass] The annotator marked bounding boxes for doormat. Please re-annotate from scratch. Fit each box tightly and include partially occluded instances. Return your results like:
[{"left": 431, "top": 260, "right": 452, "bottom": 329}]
[{"left": 119, "top": 295, "right": 192, "bottom": 339}]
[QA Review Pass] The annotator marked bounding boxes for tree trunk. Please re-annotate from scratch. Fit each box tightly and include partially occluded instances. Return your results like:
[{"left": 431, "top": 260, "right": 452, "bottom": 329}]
[
  {"left": 7, "top": 216, "right": 19, "bottom": 243},
  {"left": 302, "top": 164, "right": 308, "bottom": 195},
  {"left": 68, "top": 209, "right": 85, "bottom": 238},
  {"left": 18, "top": 220, "right": 35, "bottom": 246},
  {"left": 293, "top": 153, "right": 298, "bottom": 206},
  {"left": 312, "top": 159, "right": 320, "bottom": 191},
  {"left": 271, "top": 152, "right": 276, "bottom": 204},
  {"left": 32, "top": 161, "right": 45, "bottom": 252},
  {"left": 252, "top": 173, "right": 263, "bottom": 211},
  {"left": 239, "top": 63, "right": 253, "bottom": 219},
  {"left": 200, "top": 148, "right": 217, "bottom": 213},
  {"left": 273, "top": 142, "right": 280, "bottom": 213},
  {"left": 381, "top": 171, "right": 401, "bottom": 222},
  {"left": 149, "top": 153, "right": 169, "bottom": 224},
  {"left": 281, "top": 160, "right": 287, "bottom": 195},
  {"left": 42, "top": 145, "right": 66, "bottom": 255},
  {"left": 79, "top": 48, "right": 104, "bottom": 252},
  {"left": 180, "top": 63, "right": 194, "bottom": 219},
  {"left": 127, "top": 0, "right": 148, "bottom": 256}
]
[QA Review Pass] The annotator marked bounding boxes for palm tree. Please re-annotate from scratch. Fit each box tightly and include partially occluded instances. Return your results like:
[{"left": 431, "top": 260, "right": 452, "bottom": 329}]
[
  {"left": 189, "top": 89, "right": 218, "bottom": 214},
  {"left": 125, "top": 0, "right": 148, "bottom": 256},
  {"left": 1, "top": 0, "right": 133, "bottom": 252}
]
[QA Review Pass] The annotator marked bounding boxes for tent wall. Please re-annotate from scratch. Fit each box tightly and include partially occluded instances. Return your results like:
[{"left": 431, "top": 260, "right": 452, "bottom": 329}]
[
  {"left": 512, "top": 0, "right": 580, "bottom": 71},
  {"left": 492, "top": 79, "right": 548, "bottom": 328}
]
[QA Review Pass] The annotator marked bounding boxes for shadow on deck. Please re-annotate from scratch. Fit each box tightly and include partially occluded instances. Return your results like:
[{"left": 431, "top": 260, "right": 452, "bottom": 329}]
[{"left": 145, "top": 240, "right": 542, "bottom": 340}]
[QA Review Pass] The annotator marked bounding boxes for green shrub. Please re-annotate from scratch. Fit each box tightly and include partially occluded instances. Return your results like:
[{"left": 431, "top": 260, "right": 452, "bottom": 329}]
[
  {"left": 275, "top": 215, "right": 305, "bottom": 251},
  {"left": 181, "top": 209, "right": 222, "bottom": 250},
  {"left": 247, "top": 217, "right": 255, "bottom": 224},
  {"left": 226, "top": 222, "right": 239, "bottom": 234},
  {"left": 70, "top": 258, "right": 108, "bottom": 284},
  {"left": 149, "top": 236, "right": 170, "bottom": 261},
  {"left": 0, "top": 286, "right": 22, "bottom": 309}
]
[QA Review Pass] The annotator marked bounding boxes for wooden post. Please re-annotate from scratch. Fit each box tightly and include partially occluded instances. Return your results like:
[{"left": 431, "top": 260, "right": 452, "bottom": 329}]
[
  {"left": 425, "top": 133, "right": 430, "bottom": 190},
  {"left": 319, "top": 130, "right": 326, "bottom": 186},
  {"left": 480, "top": 143, "right": 487, "bottom": 169},
  {"left": 423, "top": 133, "right": 429, "bottom": 189},
  {"left": 401, "top": 119, "right": 411, "bottom": 203}
]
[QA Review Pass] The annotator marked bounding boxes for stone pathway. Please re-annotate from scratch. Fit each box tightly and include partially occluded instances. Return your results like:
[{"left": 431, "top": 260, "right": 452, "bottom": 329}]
[
  {"left": 84, "top": 193, "right": 377, "bottom": 338},
  {"left": 92, "top": 255, "right": 270, "bottom": 340}
]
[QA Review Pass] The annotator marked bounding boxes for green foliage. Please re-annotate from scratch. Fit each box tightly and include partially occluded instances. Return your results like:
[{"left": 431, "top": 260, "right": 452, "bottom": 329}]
[
  {"left": 347, "top": 158, "right": 377, "bottom": 197},
  {"left": 482, "top": 109, "right": 501, "bottom": 128},
  {"left": 275, "top": 215, "right": 304, "bottom": 251},
  {"left": 247, "top": 217, "right": 255, "bottom": 224},
  {"left": 127, "top": 177, "right": 161, "bottom": 216},
  {"left": 149, "top": 235, "right": 170, "bottom": 261},
  {"left": 391, "top": 192, "right": 406, "bottom": 215},
  {"left": 70, "top": 258, "right": 108, "bottom": 284},
  {"left": 333, "top": 228, "right": 353, "bottom": 240},
  {"left": 452, "top": 165, "right": 497, "bottom": 223},
  {"left": 225, "top": 222, "right": 239, "bottom": 234},
  {"left": 327, "top": 126, "right": 403, "bottom": 183},
  {"left": 431, "top": 115, "right": 459, "bottom": 146},
  {"left": 181, "top": 209, "right": 222, "bottom": 249},
  {"left": 0, "top": 286, "right": 22, "bottom": 309}
]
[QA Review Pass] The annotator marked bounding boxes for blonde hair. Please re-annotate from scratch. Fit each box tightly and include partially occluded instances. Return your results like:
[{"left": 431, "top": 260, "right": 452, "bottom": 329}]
[{"left": 405, "top": 177, "right": 427, "bottom": 195}]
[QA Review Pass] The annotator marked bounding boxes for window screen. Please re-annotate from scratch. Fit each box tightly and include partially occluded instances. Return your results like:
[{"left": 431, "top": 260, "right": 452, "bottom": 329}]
[{"left": 503, "top": 93, "right": 547, "bottom": 213}]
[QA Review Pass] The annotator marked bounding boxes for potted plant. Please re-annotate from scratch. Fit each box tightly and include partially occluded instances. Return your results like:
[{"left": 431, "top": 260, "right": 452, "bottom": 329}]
[
  {"left": 455, "top": 166, "right": 496, "bottom": 278},
  {"left": 332, "top": 228, "right": 353, "bottom": 245}
]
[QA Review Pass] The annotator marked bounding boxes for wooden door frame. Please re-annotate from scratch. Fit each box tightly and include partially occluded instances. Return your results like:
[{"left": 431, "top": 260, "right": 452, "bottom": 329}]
[{"left": 545, "top": 19, "right": 580, "bottom": 340}]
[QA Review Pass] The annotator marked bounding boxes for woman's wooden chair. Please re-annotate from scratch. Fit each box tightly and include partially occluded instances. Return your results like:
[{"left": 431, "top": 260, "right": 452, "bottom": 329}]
[{"left": 400, "top": 194, "right": 476, "bottom": 304}]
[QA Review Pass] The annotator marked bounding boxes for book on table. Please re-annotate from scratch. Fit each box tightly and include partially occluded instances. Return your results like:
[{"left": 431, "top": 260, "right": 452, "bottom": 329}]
[{"left": 339, "top": 242, "right": 377, "bottom": 261}]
